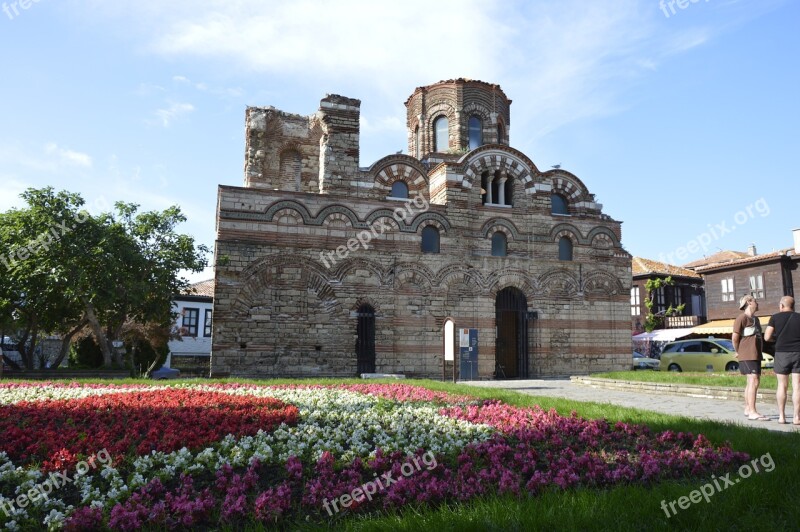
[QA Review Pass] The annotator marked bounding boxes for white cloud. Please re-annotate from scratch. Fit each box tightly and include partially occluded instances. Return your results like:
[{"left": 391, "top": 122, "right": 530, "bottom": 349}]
[
  {"left": 149, "top": 102, "right": 195, "bottom": 127},
  {"left": 44, "top": 143, "right": 93, "bottom": 168},
  {"left": 73, "top": 0, "right": 777, "bottom": 146}
]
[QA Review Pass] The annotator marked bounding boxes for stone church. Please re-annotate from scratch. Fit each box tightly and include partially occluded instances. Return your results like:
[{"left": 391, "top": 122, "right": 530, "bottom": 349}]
[{"left": 211, "top": 79, "right": 631, "bottom": 379}]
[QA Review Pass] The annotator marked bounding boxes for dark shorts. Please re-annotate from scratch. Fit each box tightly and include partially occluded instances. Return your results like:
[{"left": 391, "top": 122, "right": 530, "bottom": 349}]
[
  {"left": 739, "top": 360, "right": 762, "bottom": 375},
  {"left": 774, "top": 351, "right": 800, "bottom": 375}
]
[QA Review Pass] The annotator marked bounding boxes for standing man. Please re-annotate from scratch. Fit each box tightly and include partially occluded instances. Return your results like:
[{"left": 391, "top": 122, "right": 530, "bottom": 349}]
[
  {"left": 764, "top": 296, "right": 800, "bottom": 424},
  {"left": 732, "top": 295, "right": 768, "bottom": 421}
]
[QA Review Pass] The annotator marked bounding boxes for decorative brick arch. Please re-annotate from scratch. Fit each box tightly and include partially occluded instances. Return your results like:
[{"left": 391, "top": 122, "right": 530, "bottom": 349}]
[
  {"left": 232, "top": 254, "right": 339, "bottom": 318},
  {"left": 480, "top": 218, "right": 521, "bottom": 240},
  {"left": 273, "top": 208, "right": 304, "bottom": 225},
  {"left": 426, "top": 101, "right": 457, "bottom": 152},
  {"left": 462, "top": 103, "right": 492, "bottom": 145},
  {"left": 394, "top": 262, "right": 435, "bottom": 290},
  {"left": 350, "top": 296, "right": 382, "bottom": 316},
  {"left": 436, "top": 264, "right": 487, "bottom": 289},
  {"left": 370, "top": 155, "right": 429, "bottom": 199},
  {"left": 545, "top": 170, "right": 591, "bottom": 204},
  {"left": 264, "top": 200, "right": 313, "bottom": 224},
  {"left": 334, "top": 258, "right": 390, "bottom": 287},
  {"left": 550, "top": 224, "right": 582, "bottom": 245},
  {"left": 537, "top": 268, "right": 580, "bottom": 298},
  {"left": 488, "top": 272, "right": 537, "bottom": 302},
  {"left": 363, "top": 209, "right": 403, "bottom": 232},
  {"left": 408, "top": 212, "right": 451, "bottom": 233},
  {"left": 320, "top": 212, "right": 354, "bottom": 229},
  {"left": 315, "top": 204, "right": 362, "bottom": 228},
  {"left": 587, "top": 227, "right": 620, "bottom": 248},
  {"left": 583, "top": 270, "right": 624, "bottom": 296},
  {"left": 461, "top": 147, "right": 537, "bottom": 194}
]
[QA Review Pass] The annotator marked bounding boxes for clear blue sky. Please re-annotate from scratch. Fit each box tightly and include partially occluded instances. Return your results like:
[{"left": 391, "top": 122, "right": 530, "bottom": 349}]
[{"left": 1, "top": 0, "right": 797, "bottom": 281}]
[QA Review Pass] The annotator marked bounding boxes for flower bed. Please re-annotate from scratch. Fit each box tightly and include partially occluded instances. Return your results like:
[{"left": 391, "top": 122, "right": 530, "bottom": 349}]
[{"left": 0, "top": 382, "right": 749, "bottom": 530}]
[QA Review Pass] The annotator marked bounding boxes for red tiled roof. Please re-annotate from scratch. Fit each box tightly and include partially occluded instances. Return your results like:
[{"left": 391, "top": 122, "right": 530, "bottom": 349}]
[
  {"left": 182, "top": 279, "right": 214, "bottom": 298},
  {"left": 694, "top": 248, "right": 796, "bottom": 272},
  {"left": 631, "top": 257, "right": 702, "bottom": 279},
  {"left": 682, "top": 250, "right": 751, "bottom": 269}
]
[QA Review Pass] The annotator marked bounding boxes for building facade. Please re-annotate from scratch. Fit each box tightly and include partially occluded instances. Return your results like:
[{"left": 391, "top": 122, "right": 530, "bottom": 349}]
[
  {"left": 687, "top": 233, "right": 800, "bottom": 322},
  {"left": 167, "top": 279, "right": 213, "bottom": 376},
  {"left": 630, "top": 257, "right": 706, "bottom": 334},
  {"left": 211, "top": 79, "right": 632, "bottom": 379}
]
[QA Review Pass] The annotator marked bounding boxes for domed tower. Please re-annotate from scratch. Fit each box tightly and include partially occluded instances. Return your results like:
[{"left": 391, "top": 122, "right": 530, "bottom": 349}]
[{"left": 405, "top": 78, "right": 511, "bottom": 160}]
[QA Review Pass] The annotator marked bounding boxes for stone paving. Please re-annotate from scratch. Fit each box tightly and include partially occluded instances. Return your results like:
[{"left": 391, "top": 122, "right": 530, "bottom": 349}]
[{"left": 461, "top": 378, "right": 799, "bottom": 434}]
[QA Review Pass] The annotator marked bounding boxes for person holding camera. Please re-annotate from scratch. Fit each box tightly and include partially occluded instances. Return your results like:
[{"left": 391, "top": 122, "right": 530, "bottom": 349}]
[{"left": 732, "top": 295, "right": 768, "bottom": 421}]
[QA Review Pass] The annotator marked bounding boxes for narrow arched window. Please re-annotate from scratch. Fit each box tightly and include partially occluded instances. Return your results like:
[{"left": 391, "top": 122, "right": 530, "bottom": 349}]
[
  {"left": 414, "top": 125, "right": 421, "bottom": 159},
  {"left": 434, "top": 116, "right": 449, "bottom": 152},
  {"left": 390, "top": 181, "right": 409, "bottom": 199},
  {"left": 468, "top": 116, "right": 482, "bottom": 150},
  {"left": 421, "top": 226, "right": 440, "bottom": 253},
  {"left": 559, "top": 237, "right": 573, "bottom": 261},
  {"left": 551, "top": 193, "right": 568, "bottom": 215},
  {"left": 497, "top": 122, "right": 504, "bottom": 144},
  {"left": 491, "top": 232, "right": 507, "bottom": 257},
  {"left": 504, "top": 178, "right": 513, "bottom": 206}
]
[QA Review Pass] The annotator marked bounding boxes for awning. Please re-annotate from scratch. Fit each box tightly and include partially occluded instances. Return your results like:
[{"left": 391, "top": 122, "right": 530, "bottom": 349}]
[
  {"left": 691, "top": 315, "right": 772, "bottom": 335},
  {"left": 632, "top": 327, "right": 696, "bottom": 342}
]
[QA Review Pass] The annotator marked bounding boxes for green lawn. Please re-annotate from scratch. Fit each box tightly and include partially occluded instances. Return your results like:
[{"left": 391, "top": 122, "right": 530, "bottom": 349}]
[
  {"left": 592, "top": 370, "right": 779, "bottom": 390},
  {"left": 4, "top": 377, "right": 798, "bottom": 530}
]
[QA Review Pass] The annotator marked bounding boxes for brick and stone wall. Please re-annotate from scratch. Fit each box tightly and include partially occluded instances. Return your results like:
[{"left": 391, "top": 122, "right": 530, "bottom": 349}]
[{"left": 212, "top": 80, "right": 632, "bottom": 379}]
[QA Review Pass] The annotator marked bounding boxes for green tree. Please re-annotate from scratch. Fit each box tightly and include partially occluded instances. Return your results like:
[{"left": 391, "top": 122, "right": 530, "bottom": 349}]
[
  {"left": 0, "top": 188, "right": 209, "bottom": 369},
  {"left": 643, "top": 276, "right": 686, "bottom": 333}
]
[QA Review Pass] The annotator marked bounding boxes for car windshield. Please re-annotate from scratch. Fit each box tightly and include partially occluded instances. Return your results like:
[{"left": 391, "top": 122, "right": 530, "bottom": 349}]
[{"left": 715, "top": 340, "right": 734, "bottom": 350}]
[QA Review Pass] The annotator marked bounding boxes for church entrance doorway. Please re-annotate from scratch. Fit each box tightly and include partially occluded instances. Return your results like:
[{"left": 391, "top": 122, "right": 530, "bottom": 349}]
[
  {"left": 495, "top": 287, "right": 528, "bottom": 379},
  {"left": 356, "top": 304, "right": 376, "bottom": 375}
]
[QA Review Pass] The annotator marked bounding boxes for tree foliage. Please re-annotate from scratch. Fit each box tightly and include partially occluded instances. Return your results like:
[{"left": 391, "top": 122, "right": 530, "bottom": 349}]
[
  {"left": 0, "top": 187, "right": 209, "bottom": 369},
  {"left": 643, "top": 276, "right": 686, "bottom": 333}
]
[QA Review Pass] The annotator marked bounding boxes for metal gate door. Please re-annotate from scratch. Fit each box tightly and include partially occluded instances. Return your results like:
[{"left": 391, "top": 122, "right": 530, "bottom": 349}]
[
  {"left": 356, "top": 304, "right": 376, "bottom": 375},
  {"left": 495, "top": 287, "right": 529, "bottom": 379}
]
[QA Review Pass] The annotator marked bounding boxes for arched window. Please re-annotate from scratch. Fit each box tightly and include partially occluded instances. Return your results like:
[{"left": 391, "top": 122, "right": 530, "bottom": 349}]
[
  {"left": 504, "top": 178, "right": 513, "bottom": 206},
  {"left": 559, "top": 237, "right": 573, "bottom": 261},
  {"left": 421, "top": 226, "right": 440, "bottom": 253},
  {"left": 279, "top": 149, "right": 302, "bottom": 191},
  {"left": 434, "top": 116, "right": 449, "bottom": 152},
  {"left": 551, "top": 193, "right": 568, "bottom": 215},
  {"left": 491, "top": 232, "right": 507, "bottom": 257},
  {"left": 497, "top": 122, "right": 505, "bottom": 144},
  {"left": 390, "top": 181, "right": 409, "bottom": 199},
  {"left": 414, "top": 125, "right": 421, "bottom": 159},
  {"left": 468, "top": 116, "right": 483, "bottom": 150}
]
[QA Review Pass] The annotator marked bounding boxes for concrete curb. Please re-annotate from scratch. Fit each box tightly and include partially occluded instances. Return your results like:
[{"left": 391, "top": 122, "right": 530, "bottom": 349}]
[{"left": 570, "top": 376, "right": 777, "bottom": 402}]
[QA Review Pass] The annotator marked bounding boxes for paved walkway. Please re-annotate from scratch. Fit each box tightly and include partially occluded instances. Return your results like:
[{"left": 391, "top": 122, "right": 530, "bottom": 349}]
[{"left": 461, "top": 379, "right": 798, "bottom": 434}]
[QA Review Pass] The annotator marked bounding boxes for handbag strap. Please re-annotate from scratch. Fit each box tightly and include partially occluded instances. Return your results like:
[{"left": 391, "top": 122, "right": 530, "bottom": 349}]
[{"left": 776, "top": 312, "right": 795, "bottom": 343}]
